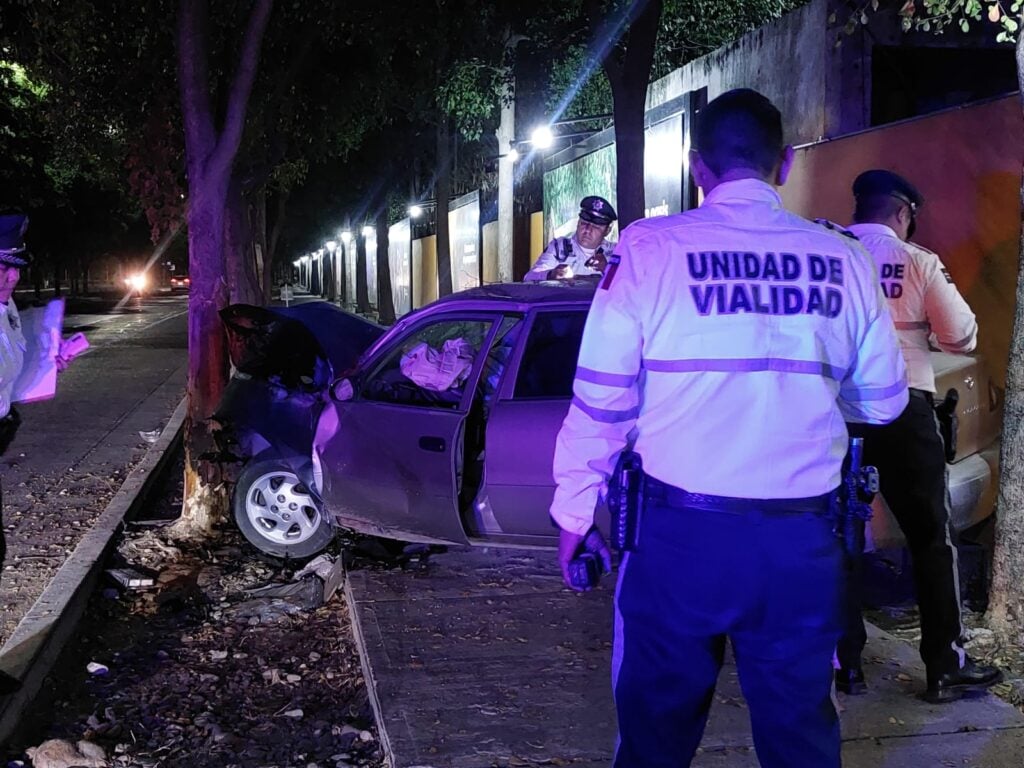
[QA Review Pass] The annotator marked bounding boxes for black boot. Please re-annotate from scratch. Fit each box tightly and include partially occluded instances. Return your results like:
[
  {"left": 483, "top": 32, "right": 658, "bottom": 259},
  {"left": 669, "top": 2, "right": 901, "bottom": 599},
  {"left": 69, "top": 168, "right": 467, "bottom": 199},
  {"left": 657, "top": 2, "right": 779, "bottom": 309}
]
[
  {"left": 924, "top": 659, "right": 1002, "bottom": 704},
  {"left": 835, "top": 666, "right": 867, "bottom": 695},
  {"left": 0, "top": 670, "right": 21, "bottom": 696}
]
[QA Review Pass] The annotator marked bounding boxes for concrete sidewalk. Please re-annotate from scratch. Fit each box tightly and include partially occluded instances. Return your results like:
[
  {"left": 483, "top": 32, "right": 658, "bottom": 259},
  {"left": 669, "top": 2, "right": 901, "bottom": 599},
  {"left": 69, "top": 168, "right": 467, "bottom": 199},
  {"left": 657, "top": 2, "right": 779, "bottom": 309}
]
[{"left": 347, "top": 548, "right": 1024, "bottom": 768}]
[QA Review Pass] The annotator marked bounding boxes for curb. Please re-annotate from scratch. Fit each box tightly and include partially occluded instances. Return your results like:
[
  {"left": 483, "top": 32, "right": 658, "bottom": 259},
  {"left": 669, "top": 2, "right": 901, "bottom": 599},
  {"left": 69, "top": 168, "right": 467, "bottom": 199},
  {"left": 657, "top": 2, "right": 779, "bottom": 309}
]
[
  {"left": 0, "top": 395, "right": 187, "bottom": 747},
  {"left": 344, "top": 571, "right": 396, "bottom": 768}
]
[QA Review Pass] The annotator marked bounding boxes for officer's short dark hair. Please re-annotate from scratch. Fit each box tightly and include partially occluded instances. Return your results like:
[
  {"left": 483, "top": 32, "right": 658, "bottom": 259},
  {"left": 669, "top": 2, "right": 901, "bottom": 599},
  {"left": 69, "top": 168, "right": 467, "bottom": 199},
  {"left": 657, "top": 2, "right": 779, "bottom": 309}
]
[
  {"left": 853, "top": 194, "right": 906, "bottom": 223},
  {"left": 694, "top": 89, "right": 784, "bottom": 177}
]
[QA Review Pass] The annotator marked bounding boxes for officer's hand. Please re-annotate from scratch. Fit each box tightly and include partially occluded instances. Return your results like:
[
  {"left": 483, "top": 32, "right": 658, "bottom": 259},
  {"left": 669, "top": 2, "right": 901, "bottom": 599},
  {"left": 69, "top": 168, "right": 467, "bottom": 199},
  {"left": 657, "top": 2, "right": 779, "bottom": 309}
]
[
  {"left": 547, "top": 265, "right": 572, "bottom": 280},
  {"left": 558, "top": 529, "right": 585, "bottom": 590},
  {"left": 585, "top": 253, "right": 607, "bottom": 273}
]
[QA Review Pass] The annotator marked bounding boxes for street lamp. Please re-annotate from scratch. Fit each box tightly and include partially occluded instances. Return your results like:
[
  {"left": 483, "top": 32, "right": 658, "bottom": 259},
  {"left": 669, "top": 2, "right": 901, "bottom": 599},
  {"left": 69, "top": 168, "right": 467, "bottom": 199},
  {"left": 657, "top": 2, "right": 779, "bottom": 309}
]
[
  {"left": 325, "top": 240, "right": 337, "bottom": 253},
  {"left": 340, "top": 230, "right": 352, "bottom": 246},
  {"left": 408, "top": 204, "right": 423, "bottom": 219},
  {"left": 362, "top": 225, "right": 374, "bottom": 238},
  {"left": 530, "top": 125, "right": 554, "bottom": 149},
  {"left": 506, "top": 147, "right": 519, "bottom": 163}
]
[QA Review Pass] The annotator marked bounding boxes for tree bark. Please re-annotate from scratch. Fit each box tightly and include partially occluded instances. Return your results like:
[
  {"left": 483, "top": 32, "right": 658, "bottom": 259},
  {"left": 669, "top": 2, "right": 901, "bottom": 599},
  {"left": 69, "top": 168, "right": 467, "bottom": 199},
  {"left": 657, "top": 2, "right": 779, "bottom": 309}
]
[
  {"left": 176, "top": 0, "right": 273, "bottom": 537},
  {"left": 593, "top": 0, "right": 662, "bottom": 229},
  {"left": 985, "top": 28, "right": 1024, "bottom": 645},
  {"left": 435, "top": 116, "right": 454, "bottom": 296},
  {"left": 496, "top": 63, "right": 516, "bottom": 284},
  {"left": 356, "top": 236, "right": 370, "bottom": 313},
  {"left": 374, "top": 212, "right": 396, "bottom": 324},
  {"left": 224, "top": 176, "right": 262, "bottom": 305}
]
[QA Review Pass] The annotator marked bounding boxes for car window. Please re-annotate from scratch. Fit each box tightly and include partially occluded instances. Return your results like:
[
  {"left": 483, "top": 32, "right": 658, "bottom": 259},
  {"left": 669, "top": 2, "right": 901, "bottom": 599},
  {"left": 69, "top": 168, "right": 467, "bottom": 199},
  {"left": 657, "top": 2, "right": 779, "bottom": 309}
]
[
  {"left": 513, "top": 311, "right": 588, "bottom": 399},
  {"left": 361, "top": 318, "right": 493, "bottom": 409},
  {"left": 480, "top": 316, "right": 524, "bottom": 405}
]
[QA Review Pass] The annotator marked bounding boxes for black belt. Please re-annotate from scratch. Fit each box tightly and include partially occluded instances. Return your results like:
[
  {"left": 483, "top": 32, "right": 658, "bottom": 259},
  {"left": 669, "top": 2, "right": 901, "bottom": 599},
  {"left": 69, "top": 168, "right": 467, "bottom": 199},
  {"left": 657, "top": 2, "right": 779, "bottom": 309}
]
[
  {"left": 643, "top": 473, "right": 835, "bottom": 515},
  {"left": 910, "top": 388, "right": 934, "bottom": 404}
]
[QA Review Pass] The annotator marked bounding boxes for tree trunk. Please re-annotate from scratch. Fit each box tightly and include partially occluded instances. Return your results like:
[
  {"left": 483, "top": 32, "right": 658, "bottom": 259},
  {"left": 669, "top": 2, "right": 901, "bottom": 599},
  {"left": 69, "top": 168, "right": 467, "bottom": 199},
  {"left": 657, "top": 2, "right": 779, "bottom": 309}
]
[
  {"left": 264, "top": 190, "right": 288, "bottom": 303},
  {"left": 252, "top": 186, "right": 268, "bottom": 304},
  {"left": 374, "top": 215, "right": 395, "bottom": 324},
  {"left": 224, "top": 176, "right": 262, "bottom": 305},
  {"left": 985, "top": 31, "right": 1024, "bottom": 645},
  {"left": 356, "top": 236, "right": 370, "bottom": 313},
  {"left": 496, "top": 65, "right": 516, "bottom": 283},
  {"left": 596, "top": 0, "right": 662, "bottom": 229},
  {"left": 435, "top": 116, "right": 454, "bottom": 296},
  {"left": 176, "top": 0, "right": 273, "bottom": 538}
]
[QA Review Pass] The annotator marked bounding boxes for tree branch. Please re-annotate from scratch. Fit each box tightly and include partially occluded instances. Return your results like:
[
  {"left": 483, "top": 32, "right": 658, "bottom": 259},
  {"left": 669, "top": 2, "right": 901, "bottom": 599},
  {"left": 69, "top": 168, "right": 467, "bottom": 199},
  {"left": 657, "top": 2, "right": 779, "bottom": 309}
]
[
  {"left": 177, "top": 0, "right": 217, "bottom": 169},
  {"left": 211, "top": 0, "right": 274, "bottom": 178}
]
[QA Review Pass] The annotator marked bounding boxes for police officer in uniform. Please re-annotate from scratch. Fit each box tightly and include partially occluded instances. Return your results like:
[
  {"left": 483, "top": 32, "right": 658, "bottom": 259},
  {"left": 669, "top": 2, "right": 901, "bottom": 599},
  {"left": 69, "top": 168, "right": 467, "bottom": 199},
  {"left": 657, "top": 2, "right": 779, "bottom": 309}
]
[
  {"left": 551, "top": 90, "right": 908, "bottom": 767},
  {"left": 837, "top": 170, "right": 1002, "bottom": 703},
  {"left": 0, "top": 213, "right": 30, "bottom": 695},
  {"left": 523, "top": 196, "right": 616, "bottom": 281}
]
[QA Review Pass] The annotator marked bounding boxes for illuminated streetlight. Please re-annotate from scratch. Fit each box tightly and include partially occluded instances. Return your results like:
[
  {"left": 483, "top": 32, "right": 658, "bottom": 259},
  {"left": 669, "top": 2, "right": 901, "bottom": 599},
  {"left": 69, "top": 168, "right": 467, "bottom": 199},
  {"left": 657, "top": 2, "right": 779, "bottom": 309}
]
[
  {"left": 362, "top": 225, "right": 374, "bottom": 238},
  {"left": 325, "top": 240, "right": 338, "bottom": 253},
  {"left": 340, "top": 230, "right": 352, "bottom": 245},
  {"left": 506, "top": 147, "right": 519, "bottom": 163},
  {"left": 530, "top": 125, "right": 554, "bottom": 149},
  {"left": 408, "top": 204, "right": 423, "bottom": 218}
]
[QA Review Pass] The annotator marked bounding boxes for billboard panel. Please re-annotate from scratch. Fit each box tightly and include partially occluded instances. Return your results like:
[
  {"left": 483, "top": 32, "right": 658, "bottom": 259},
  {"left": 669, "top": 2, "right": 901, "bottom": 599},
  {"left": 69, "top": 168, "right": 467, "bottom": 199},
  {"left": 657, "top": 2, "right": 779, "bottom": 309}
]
[
  {"left": 387, "top": 219, "right": 411, "bottom": 316},
  {"left": 543, "top": 144, "right": 616, "bottom": 242},
  {"left": 448, "top": 193, "right": 480, "bottom": 291},
  {"left": 366, "top": 231, "right": 378, "bottom": 309},
  {"left": 644, "top": 114, "right": 683, "bottom": 218}
]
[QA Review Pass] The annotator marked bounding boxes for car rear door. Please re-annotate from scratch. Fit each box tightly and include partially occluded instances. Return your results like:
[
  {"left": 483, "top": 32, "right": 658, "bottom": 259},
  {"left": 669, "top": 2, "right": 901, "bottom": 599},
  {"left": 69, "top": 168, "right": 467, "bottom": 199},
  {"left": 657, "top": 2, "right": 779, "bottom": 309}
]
[
  {"left": 314, "top": 314, "right": 498, "bottom": 544},
  {"left": 480, "top": 308, "right": 604, "bottom": 539}
]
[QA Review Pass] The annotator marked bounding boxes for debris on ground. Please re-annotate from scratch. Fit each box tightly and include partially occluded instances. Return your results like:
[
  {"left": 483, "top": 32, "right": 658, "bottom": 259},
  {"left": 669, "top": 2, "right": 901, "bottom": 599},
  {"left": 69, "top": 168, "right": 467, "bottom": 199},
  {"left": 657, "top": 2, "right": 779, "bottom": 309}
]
[
  {"left": 24, "top": 739, "right": 107, "bottom": 768},
  {"left": 8, "top": 520, "right": 388, "bottom": 768}
]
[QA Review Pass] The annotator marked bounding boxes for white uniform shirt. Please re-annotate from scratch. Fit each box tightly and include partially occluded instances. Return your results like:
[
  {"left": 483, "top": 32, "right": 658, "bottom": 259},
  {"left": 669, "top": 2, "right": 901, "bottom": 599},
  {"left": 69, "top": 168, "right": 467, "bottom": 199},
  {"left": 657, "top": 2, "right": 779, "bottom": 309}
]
[
  {"left": 0, "top": 302, "right": 25, "bottom": 418},
  {"left": 523, "top": 234, "right": 616, "bottom": 282},
  {"left": 550, "top": 179, "right": 909, "bottom": 535},
  {"left": 848, "top": 223, "right": 977, "bottom": 393}
]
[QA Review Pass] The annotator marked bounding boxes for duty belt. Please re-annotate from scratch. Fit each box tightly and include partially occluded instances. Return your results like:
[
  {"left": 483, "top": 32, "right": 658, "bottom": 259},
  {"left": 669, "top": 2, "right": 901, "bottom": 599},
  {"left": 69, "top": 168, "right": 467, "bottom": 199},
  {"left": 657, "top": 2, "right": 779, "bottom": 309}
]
[
  {"left": 909, "top": 388, "right": 934, "bottom": 403},
  {"left": 643, "top": 473, "right": 835, "bottom": 515}
]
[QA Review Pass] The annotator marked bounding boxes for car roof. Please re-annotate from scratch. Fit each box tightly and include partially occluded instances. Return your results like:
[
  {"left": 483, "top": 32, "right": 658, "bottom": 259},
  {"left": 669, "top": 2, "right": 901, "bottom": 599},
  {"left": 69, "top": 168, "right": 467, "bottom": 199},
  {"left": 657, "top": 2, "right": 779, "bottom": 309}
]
[{"left": 429, "top": 279, "right": 598, "bottom": 312}]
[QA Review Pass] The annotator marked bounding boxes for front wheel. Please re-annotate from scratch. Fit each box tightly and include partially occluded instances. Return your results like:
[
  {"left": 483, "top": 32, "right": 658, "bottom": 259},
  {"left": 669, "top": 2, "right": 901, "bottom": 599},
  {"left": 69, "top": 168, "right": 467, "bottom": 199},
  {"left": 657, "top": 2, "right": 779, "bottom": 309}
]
[{"left": 233, "top": 457, "right": 334, "bottom": 559}]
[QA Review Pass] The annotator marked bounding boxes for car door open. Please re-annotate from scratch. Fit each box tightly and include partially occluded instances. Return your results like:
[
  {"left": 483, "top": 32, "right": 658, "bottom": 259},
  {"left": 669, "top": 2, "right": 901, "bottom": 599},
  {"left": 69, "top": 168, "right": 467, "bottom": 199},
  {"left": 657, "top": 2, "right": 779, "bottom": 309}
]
[{"left": 313, "top": 316, "right": 498, "bottom": 544}]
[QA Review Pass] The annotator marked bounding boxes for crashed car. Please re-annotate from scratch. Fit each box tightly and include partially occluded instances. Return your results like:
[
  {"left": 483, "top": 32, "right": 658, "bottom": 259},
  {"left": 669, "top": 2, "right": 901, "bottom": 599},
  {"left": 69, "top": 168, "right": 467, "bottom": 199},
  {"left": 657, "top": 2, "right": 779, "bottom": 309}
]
[{"left": 215, "top": 281, "right": 1002, "bottom": 560}]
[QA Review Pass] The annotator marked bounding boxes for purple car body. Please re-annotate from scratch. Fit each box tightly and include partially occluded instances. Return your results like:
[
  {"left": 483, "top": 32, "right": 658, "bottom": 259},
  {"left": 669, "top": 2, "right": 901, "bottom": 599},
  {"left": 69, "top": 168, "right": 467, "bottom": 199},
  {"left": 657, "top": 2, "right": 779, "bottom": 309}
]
[{"left": 224, "top": 281, "right": 1000, "bottom": 560}]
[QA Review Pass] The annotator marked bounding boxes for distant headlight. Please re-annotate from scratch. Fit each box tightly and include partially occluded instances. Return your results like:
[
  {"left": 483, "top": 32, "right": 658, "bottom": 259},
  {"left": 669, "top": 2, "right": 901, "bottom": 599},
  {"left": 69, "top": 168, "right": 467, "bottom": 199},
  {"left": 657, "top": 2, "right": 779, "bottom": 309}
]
[{"left": 125, "top": 273, "right": 148, "bottom": 291}]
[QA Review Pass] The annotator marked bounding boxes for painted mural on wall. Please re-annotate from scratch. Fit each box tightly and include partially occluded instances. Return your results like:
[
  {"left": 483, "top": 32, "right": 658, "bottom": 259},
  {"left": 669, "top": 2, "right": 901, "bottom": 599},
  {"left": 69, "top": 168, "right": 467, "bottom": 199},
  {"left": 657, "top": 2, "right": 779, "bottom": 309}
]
[
  {"left": 388, "top": 219, "right": 411, "bottom": 316},
  {"left": 543, "top": 144, "right": 617, "bottom": 242},
  {"left": 449, "top": 193, "right": 481, "bottom": 292}
]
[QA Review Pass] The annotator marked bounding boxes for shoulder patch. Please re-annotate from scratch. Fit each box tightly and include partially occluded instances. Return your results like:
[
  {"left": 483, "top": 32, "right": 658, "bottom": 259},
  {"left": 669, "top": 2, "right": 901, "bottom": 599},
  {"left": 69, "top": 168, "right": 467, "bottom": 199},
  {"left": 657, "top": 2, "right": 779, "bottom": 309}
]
[
  {"left": 599, "top": 252, "right": 622, "bottom": 290},
  {"left": 814, "top": 218, "right": 859, "bottom": 240}
]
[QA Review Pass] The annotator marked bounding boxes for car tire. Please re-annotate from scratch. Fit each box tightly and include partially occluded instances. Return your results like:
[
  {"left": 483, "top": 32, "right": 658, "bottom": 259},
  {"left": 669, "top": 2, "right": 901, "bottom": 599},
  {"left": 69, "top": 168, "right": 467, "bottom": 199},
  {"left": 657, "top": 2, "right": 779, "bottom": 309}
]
[{"left": 233, "top": 457, "right": 334, "bottom": 559}]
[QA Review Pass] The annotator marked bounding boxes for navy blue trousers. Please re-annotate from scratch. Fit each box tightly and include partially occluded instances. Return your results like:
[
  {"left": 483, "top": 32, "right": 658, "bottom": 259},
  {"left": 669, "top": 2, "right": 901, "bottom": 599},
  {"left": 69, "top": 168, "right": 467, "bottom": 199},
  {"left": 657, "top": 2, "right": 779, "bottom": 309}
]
[{"left": 612, "top": 492, "right": 845, "bottom": 767}]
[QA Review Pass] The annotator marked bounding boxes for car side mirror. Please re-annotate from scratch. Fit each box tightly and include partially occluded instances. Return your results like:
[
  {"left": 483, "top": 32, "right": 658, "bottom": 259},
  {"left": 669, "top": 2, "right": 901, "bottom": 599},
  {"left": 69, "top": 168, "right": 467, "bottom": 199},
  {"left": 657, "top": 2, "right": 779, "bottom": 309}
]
[{"left": 331, "top": 377, "right": 354, "bottom": 402}]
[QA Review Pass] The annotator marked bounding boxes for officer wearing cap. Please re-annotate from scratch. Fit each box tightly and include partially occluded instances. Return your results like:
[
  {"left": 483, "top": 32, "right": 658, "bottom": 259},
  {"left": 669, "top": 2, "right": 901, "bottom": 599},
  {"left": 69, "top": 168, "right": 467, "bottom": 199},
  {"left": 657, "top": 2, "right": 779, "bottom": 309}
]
[
  {"left": 0, "top": 212, "right": 30, "bottom": 695},
  {"left": 837, "top": 170, "right": 1001, "bottom": 703},
  {"left": 551, "top": 89, "right": 908, "bottom": 766},
  {"left": 523, "top": 196, "right": 617, "bottom": 281}
]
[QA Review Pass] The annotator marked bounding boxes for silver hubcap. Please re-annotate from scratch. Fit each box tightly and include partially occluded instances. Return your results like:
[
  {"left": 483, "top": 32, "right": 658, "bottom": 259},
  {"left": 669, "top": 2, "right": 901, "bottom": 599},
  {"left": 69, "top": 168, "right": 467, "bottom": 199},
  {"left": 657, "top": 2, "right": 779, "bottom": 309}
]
[{"left": 245, "top": 470, "right": 322, "bottom": 546}]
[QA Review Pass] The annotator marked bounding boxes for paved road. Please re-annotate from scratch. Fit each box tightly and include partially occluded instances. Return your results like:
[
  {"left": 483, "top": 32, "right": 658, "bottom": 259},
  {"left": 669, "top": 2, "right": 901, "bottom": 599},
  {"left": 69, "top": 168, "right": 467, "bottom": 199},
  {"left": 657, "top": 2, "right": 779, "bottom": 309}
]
[{"left": 1, "top": 292, "right": 187, "bottom": 645}]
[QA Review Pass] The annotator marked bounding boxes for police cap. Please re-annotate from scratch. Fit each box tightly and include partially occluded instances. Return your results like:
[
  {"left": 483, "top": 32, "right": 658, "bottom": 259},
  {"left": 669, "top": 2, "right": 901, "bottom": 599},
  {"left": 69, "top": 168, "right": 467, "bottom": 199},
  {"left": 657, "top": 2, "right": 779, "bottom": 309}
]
[
  {"left": 0, "top": 213, "right": 30, "bottom": 268},
  {"left": 578, "top": 196, "right": 617, "bottom": 226},
  {"left": 852, "top": 170, "right": 924, "bottom": 211}
]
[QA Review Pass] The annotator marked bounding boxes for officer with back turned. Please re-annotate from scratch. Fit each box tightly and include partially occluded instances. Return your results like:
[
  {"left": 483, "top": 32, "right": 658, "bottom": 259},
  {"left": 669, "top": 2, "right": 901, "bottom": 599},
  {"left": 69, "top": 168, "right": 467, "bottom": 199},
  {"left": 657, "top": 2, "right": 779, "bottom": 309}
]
[
  {"left": 550, "top": 89, "right": 908, "bottom": 767},
  {"left": 836, "top": 169, "right": 1002, "bottom": 703}
]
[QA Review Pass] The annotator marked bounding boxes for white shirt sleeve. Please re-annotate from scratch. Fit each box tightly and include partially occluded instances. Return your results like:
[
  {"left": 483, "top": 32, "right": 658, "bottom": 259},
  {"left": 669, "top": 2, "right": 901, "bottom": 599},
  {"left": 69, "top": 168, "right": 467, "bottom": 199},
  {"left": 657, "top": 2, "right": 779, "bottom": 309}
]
[
  {"left": 550, "top": 241, "right": 644, "bottom": 534},
  {"left": 918, "top": 249, "right": 978, "bottom": 354},
  {"left": 523, "top": 240, "right": 562, "bottom": 282}
]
